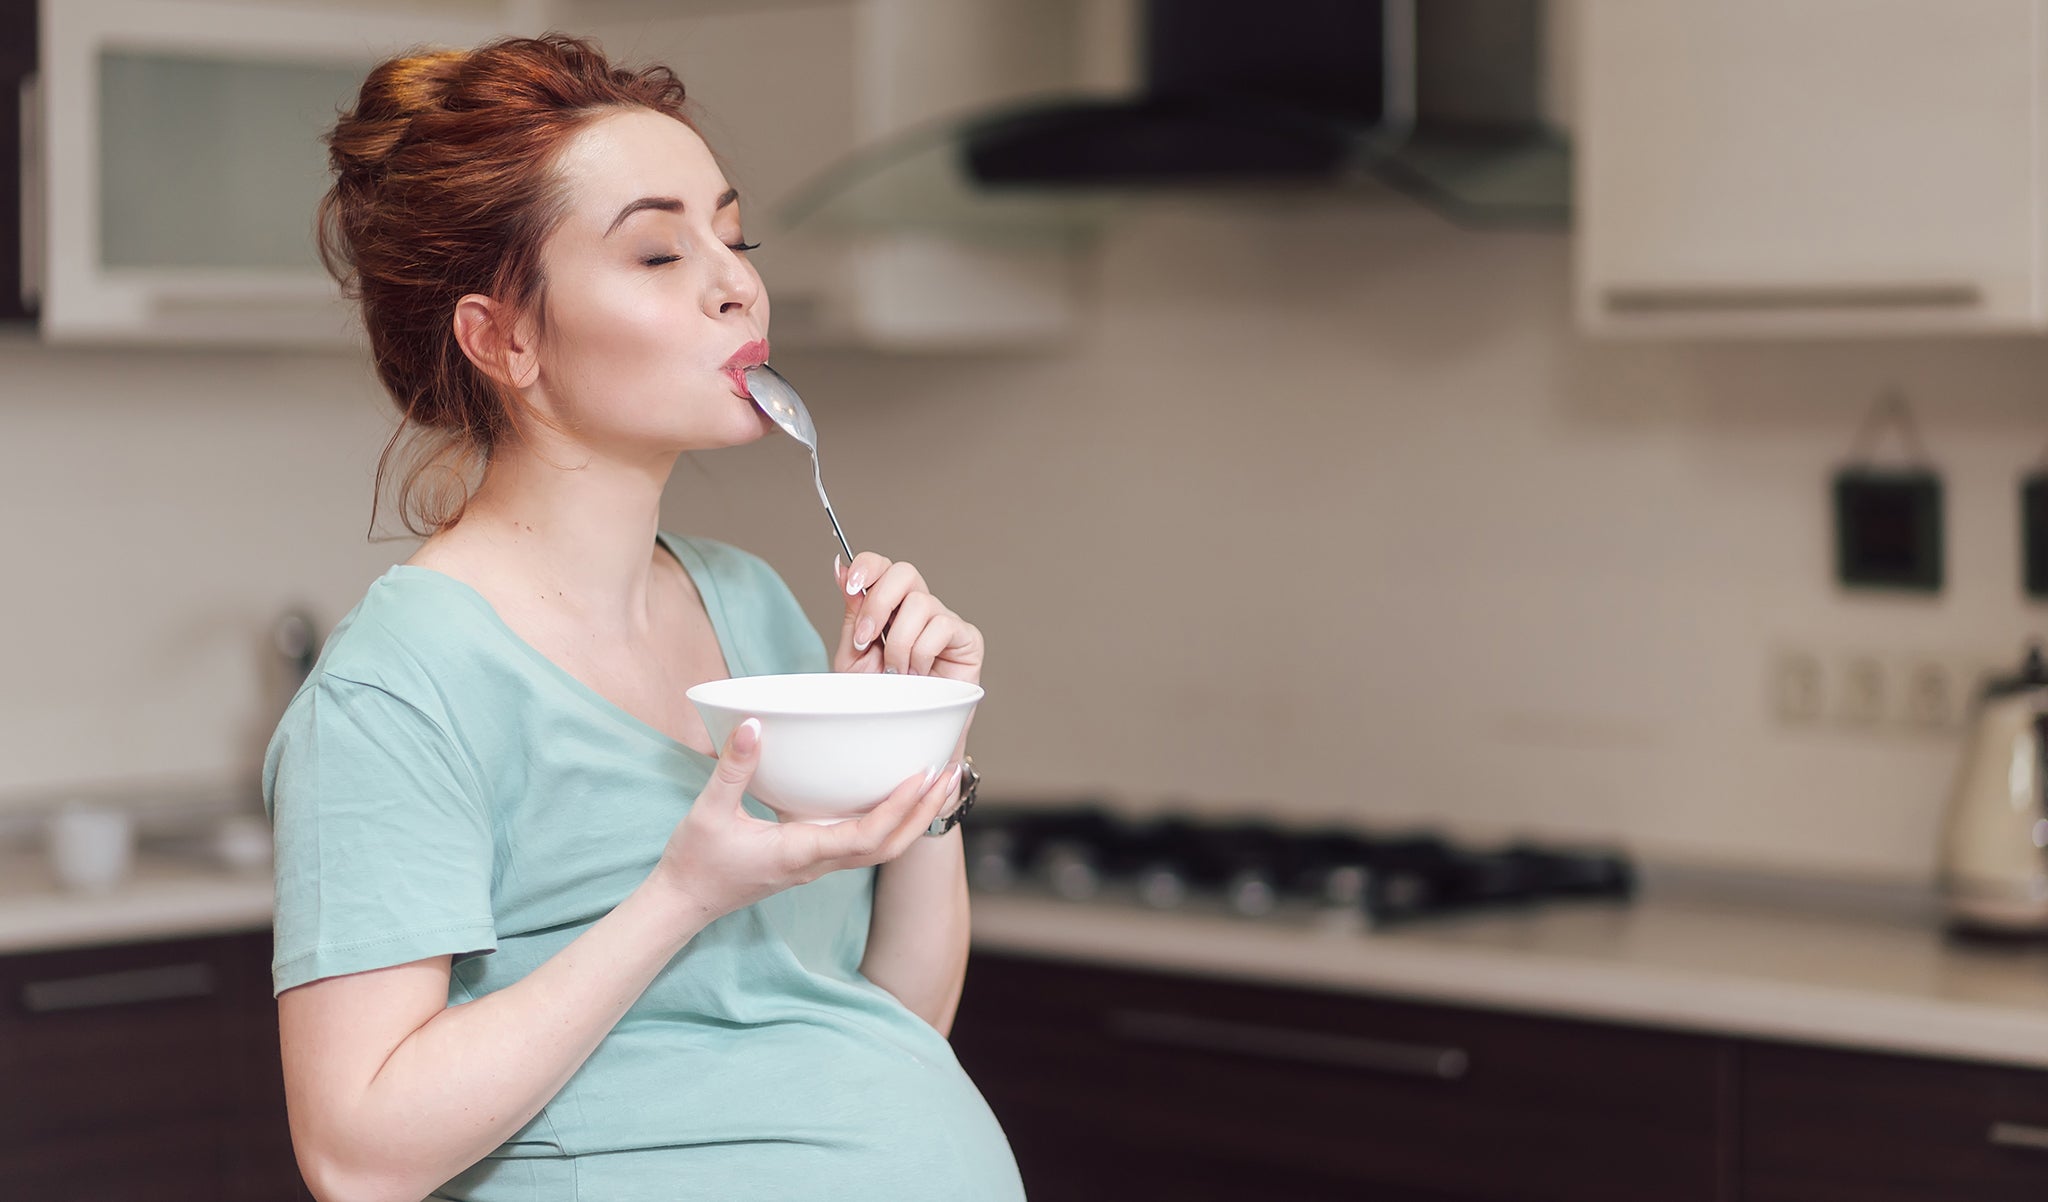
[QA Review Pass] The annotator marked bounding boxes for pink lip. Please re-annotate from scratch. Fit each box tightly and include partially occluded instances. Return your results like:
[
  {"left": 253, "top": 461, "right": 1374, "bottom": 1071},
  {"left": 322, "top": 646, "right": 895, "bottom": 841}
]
[{"left": 723, "top": 338, "right": 771, "bottom": 398}]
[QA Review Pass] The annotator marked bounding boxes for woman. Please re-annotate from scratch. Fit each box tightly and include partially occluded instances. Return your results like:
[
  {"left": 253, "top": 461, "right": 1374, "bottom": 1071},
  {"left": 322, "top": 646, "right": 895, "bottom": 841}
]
[{"left": 262, "top": 33, "right": 1022, "bottom": 1202}]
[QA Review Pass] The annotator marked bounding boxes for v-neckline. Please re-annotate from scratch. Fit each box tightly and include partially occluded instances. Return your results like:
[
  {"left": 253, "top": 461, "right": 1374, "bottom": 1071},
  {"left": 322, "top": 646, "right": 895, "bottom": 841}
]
[{"left": 388, "top": 530, "right": 744, "bottom": 764}]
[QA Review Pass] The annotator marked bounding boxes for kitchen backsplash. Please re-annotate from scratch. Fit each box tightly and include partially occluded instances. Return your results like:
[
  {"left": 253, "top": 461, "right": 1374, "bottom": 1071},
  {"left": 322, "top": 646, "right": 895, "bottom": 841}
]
[{"left": 5, "top": 199, "right": 2046, "bottom": 881}]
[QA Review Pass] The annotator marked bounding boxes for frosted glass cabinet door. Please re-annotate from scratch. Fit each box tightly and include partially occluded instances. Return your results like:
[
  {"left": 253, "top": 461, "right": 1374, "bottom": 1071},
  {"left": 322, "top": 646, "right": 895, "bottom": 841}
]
[
  {"left": 1575, "top": 0, "right": 2048, "bottom": 339},
  {"left": 97, "top": 51, "right": 369, "bottom": 273},
  {"left": 37, "top": 1, "right": 510, "bottom": 345}
]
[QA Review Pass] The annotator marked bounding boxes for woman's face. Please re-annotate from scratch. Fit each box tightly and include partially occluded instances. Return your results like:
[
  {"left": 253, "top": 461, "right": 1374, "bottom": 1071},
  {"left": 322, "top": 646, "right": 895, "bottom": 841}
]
[{"left": 524, "top": 107, "right": 774, "bottom": 457}]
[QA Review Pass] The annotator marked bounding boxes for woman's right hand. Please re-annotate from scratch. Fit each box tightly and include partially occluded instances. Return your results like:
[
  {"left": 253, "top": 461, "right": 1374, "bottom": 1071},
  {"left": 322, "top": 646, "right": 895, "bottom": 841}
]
[{"left": 652, "top": 717, "right": 961, "bottom": 921}]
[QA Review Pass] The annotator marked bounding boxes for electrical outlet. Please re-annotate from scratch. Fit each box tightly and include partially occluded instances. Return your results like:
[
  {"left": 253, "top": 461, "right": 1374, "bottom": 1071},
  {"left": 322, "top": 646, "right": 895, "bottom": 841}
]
[
  {"left": 1895, "top": 655, "right": 1960, "bottom": 731},
  {"left": 1835, "top": 653, "right": 1887, "bottom": 727},
  {"left": 1769, "top": 649, "right": 1825, "bottom": 725},
  {"left": 1769, "top": 644, "right": 2009, "bottom": 735}
]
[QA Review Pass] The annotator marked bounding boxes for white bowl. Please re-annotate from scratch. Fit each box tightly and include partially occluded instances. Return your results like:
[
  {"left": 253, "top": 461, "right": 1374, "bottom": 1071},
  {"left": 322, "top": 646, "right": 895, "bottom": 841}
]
[{"left": 686, "top": 673, "right": 983, "bottom": 824}]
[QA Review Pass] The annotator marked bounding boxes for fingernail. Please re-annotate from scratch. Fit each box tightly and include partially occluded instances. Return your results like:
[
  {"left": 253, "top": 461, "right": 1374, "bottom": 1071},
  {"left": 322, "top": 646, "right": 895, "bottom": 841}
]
[
  {"left": 833, "top": 553, "right": 844, "bottom": 582},
  {"left": 950, "top": 763, "right": 967, "bottom": 792},
  {"left": 922, "top": 765, "right": 941, "bottom": 789},
  {"left": 735, "top": 717, "right": 761, "bottom": 753},
  {"left": 854, "top": 618, "right": 874, "bottom": 649},
  {"left": 845, "top": 569, "right": 863, "bottom": 596},
  {"left": 884, "top": 666, "right": 899, "bottom": 675}
]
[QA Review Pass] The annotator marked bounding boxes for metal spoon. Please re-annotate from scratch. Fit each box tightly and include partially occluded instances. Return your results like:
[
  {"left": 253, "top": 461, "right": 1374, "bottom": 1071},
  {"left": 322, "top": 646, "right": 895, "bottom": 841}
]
[{"left": 744, "top": 362, "right": 859, "bottom": 585}]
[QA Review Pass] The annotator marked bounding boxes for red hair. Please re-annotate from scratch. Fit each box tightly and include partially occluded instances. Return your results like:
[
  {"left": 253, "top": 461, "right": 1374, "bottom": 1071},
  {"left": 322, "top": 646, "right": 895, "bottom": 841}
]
[{"left": 317, "top": 33, "right": 700, "bottom": 538}]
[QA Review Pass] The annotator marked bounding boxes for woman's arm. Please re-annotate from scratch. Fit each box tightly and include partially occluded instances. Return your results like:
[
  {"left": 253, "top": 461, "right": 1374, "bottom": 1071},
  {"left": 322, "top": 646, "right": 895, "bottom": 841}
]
[
  {"left": 859, "top": 815, "right": 971, "bottom": 1036},
  {"left": 280, "top": 873, "right": 711, "bottom": 1202},
  {"left": 281, "top": 722, "right": 954, "bottom": 1202}
]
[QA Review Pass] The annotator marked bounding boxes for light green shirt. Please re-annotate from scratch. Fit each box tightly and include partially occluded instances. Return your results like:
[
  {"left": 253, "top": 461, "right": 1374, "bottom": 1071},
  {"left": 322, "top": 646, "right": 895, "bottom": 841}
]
[{"left": 263, "top": 531, "right": 1024, "bottom": 1202}]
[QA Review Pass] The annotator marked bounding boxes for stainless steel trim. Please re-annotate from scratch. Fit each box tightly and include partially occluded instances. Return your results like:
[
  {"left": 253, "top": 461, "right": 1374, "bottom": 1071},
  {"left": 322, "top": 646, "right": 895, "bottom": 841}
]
[
  {"left": 1382, "top": 0, "right": 1418, "bottom": 139},
  {"left": 19, "top": 70, "right": 42, "bottom": 310},
  {"left": 20, "top": 962, "right": 218, "bottom": 1013},
  {"left": 1106, "top": 1008, "right": 1470, "bottom": 1081},
  {"left": 1989, "top": 1122, "right": 2048, "bottom": 1152},
  {"left": 1602, "top": 283, "right": 1983, "bottom": 315}
]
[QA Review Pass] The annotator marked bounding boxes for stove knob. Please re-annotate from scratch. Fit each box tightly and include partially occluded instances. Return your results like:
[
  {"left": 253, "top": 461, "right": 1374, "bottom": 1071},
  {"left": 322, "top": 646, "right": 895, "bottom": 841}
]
[
  {"left": 1379, "top": 871, "right": 1430, "bottom": 917},
  {"left": 1320, "top": 865, "right": 1370, "bottom": 909},
  {"left": 1227, "top": 869, "right": 1278, "bottom": 918},
  {"left": 1137, "top": 866, "right": 1187, "bottom": 909},
  {"left": 1041, "top": 842, "right": 1101, "bottom": 901}
]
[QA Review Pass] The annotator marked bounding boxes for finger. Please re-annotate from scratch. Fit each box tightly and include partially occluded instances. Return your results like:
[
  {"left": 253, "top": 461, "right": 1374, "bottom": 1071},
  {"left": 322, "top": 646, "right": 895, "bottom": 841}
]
[
  {"left": 879, "top": 593, "right": 941, "bottom": 674},
  {"left": 837, "top": 552, "right": 895, "bottom": 664},
  {"left": 823, "top": 765, "right": 938, "bottom": 863},
  {"left": 831, "top": 554, "right": 856, "bottom": 669},
  {"left": 882, "top": 762, "right": 964, "bottom": 858},
  {"left": 701, "top": 718, "right": 762, "bottom": 819},
  {"left": 932, "top": 620, "right": 985, "bottom": 682},
  {"left": 839, "top": 552, "right": 892, "bottom": 601},
  {"left": 904, "top": 610, "right": 959, "bottom": 677},
  {"left": 850, "top": 562, "right": 927, "bottom": 658}
]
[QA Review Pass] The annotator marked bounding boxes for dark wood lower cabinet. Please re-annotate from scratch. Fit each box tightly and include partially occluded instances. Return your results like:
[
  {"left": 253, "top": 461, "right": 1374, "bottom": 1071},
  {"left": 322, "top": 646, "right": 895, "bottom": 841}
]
[
  {"left": 16, "top": 935, "right": 2048, "bottom": 1200},
  {"left": 954, "top": 951, "right": 1732, "bottom": 1202},
  {"left": 955, "top": 950, "right": 2048, "bottom": 1202},
  {"left": 0, "top": 930, "right": 311, "bottom": 1202},
  {"left": 1743, "top": 1042, "right": 2048, "bottom": 1202}
]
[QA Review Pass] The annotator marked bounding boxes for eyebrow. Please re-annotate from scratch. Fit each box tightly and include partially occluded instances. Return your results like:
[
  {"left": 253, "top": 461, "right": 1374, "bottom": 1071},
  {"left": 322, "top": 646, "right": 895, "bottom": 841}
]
[{"left": 604, "top": 187, "right": 740, "bottom": 237}]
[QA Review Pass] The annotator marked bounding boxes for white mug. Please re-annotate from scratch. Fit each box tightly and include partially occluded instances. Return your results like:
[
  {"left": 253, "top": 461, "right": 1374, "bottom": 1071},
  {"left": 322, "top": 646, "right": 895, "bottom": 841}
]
[{"left": 46, "top": 803, "right": 135, "bottom": 893}]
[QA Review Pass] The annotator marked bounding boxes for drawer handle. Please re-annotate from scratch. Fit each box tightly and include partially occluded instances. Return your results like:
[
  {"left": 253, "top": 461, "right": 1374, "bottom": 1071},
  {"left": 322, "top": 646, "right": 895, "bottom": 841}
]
[
  {"left": 1105, "top": 1009, "right": 1470, "bottom": 1082},
  {"left": 20, "top": 963, "right": 219, "bottom": 1013},
  {"left": 1990, "top": 1122, "right": 2048, "bottom": 1152},
  {"left": 1602, "top": 283, "right": 1983, "bottom": 315}
]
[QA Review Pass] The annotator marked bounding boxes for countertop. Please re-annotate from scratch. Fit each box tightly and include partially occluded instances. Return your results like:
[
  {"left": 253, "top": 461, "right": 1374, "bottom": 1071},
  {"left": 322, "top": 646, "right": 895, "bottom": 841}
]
[
  {"left": 967, "top": 877, "right": 2048, "bottom": 1069},
  {"left": 8, "top": 844, "right": 2048, "bottom": 1071},
  {"left": 0, "top": 845, "right": 274, "bottom": 954}
]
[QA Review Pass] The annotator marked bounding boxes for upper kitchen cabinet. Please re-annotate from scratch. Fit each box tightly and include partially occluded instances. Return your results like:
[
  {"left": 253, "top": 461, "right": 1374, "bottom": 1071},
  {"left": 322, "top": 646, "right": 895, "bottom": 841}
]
[
  {"left": 1575, "top": 0, "right": 2048, "bottom": 339},
  {"left": 27, "top": 0, "right": 514, "bottom": 346}
]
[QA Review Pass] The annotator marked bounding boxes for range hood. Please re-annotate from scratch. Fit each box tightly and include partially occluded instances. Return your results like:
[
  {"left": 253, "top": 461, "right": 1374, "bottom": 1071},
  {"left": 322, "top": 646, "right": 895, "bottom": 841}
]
[{"left": 777, "top": 0, "right": 1568, "bottom": 242}]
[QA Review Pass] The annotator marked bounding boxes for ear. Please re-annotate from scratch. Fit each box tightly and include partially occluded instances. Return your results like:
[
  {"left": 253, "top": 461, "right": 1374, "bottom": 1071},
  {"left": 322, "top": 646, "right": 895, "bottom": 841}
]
[{"left": 451, "top": 293, "right": 541, "bottom": 391}]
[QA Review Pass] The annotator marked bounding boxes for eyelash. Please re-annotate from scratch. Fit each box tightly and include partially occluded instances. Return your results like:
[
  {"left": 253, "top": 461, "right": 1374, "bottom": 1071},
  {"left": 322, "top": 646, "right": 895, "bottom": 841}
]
[{"left": 642, "top": 241, "right": 760, "bottom": 267}]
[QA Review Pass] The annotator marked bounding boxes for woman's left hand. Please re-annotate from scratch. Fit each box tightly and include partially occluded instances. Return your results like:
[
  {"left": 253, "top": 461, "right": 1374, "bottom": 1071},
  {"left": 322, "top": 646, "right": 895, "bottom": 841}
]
[{"left": 833, "top": 552, "right": 983, "bottom": 685}]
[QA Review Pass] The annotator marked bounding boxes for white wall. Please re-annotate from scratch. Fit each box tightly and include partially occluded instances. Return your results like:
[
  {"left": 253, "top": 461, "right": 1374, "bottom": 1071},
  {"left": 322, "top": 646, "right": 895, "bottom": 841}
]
[
  {"left": 675, "top": 198, "right": 2048, "bottom": 883},
  {"left": 4, "top": 196, "right": 2045, "bottom": 882},
  {"left": 0, "top": 337, "right": 404, "bottom": 803}
]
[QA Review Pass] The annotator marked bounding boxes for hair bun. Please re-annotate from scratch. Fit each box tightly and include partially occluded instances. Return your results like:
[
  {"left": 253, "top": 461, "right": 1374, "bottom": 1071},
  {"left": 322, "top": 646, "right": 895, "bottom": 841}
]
[{"left": 325, "top": 49, "right": 468, "bottom": 181}]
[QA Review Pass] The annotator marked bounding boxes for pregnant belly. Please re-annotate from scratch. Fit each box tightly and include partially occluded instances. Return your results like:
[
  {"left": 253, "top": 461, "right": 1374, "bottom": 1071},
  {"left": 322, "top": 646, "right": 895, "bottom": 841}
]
[{"left": 444, "top": 1020, "right": 1024, "bottom": 1202}]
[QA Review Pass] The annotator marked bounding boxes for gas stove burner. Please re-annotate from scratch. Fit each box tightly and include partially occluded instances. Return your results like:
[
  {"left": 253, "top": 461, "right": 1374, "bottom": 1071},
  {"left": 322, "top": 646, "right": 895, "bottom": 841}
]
[{"left": 962, "top": 804, "right": 1634, "bottom": 926}]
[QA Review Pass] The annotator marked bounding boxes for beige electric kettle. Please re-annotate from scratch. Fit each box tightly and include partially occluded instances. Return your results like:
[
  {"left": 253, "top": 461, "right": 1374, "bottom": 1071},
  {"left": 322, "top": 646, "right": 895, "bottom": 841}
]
[{"left": 1938, "top": 643, "right": 2048, "bottom": 933}]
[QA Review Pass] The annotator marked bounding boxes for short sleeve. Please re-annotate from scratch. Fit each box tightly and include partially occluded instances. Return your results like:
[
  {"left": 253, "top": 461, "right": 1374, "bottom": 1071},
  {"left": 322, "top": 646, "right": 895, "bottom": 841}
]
[{"left": 263, "top": 673, "right": 497, "bottom": 995}]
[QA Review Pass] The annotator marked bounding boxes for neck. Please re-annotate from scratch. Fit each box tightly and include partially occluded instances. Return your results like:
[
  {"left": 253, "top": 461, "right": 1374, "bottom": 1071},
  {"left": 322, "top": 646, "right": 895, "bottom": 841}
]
[{"left": 452, "top": 437, "right": 678, "bottom": 638}]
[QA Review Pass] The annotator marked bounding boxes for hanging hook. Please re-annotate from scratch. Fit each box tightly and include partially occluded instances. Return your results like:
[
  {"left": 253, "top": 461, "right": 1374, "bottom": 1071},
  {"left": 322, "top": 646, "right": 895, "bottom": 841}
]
[{"left": 1845, "top": 387, "right": 1932, "bottom": 466}]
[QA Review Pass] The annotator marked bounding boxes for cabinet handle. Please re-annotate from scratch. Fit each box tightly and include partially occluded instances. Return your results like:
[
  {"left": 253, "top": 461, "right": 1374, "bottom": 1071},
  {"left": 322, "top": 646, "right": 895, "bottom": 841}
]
[
  {"left": 1105, "top": 1009, "right": 1470, "bottom": 1082},
  {"left": 1602, "top": 283, "right": 1982, "bottom": 315},
  {"left": 1989, "top": 1122, "right": 2048, "bottom": 1152},
  {"left": 19, "top": 963, "right": 219, "bottom": 1013}
]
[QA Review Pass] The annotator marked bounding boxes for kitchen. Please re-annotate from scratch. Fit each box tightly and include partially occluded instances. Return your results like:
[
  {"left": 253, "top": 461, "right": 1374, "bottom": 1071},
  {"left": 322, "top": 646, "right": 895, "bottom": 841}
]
[{"left": 6, "top": 0, "right": 2048, "bottom": 1198}]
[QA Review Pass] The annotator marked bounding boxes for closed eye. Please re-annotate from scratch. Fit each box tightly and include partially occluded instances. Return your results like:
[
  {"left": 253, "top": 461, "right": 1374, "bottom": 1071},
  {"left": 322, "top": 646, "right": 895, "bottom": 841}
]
[{"left": 642, "top": 241, "right": 760, "bottom": 268}]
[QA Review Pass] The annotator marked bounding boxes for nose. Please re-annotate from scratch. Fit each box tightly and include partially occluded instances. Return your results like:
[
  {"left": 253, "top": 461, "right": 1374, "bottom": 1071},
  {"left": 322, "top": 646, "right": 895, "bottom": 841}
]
[{"left": 707, "top": 245, "right": 760, "bottom": 317}]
